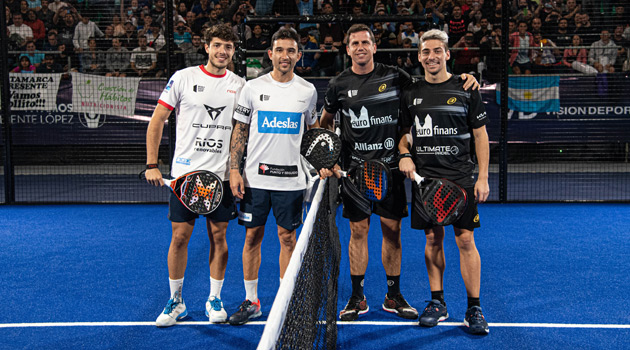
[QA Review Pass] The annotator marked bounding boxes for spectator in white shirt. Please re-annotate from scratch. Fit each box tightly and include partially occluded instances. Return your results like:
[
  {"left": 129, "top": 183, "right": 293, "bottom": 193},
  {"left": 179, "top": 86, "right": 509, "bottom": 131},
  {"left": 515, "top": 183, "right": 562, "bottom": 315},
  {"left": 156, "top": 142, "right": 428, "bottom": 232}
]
[
  {"left": 73, "top": 13, "right": 104, "bottom": 52},
  {"left": 589, "top": 29, "right": 617, "bottom": 73},
  {"left": 7, "top": 12, "right": 33, "bottom": 48}
]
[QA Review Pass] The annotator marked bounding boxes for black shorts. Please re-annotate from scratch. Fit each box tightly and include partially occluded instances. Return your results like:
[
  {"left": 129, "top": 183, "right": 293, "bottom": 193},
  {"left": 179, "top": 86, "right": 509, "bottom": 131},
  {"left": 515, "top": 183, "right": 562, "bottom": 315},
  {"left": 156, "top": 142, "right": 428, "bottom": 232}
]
[
  {"left": 238, "top": 187, "right": 304, "bottom": 231},
  {"left": 168, "top": 181, "right": 237, "bottom": 223},
  {"left": 341, "top": 169, "right": 408, "bottom": 222},
  {"left": 410, "top": 184, "right": 480, "bottom": 231}
]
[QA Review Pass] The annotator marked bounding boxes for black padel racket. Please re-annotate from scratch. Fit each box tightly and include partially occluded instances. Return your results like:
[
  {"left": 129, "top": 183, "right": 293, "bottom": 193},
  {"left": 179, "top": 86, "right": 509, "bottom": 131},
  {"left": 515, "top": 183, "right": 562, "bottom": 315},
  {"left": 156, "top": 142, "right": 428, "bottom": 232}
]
[
  {"left": 300, "top": 128, "right": 341, "bottom": 170},
  {"left": 340, "top": 159, "right": 392, "bottom": 202},
  {"left": 141, "top": 170, "right": 223, "bottom": 215},
  {"left": 413, "top": 173, "right": 467, "bottom": 226}
]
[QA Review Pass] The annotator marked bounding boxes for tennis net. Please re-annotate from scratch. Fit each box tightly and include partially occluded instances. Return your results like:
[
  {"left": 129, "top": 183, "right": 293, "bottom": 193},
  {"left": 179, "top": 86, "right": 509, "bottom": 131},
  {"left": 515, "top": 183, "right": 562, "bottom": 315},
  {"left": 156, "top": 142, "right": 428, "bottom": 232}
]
[{"left": 258, "top": 177, "right": 341, "bottom": 350}]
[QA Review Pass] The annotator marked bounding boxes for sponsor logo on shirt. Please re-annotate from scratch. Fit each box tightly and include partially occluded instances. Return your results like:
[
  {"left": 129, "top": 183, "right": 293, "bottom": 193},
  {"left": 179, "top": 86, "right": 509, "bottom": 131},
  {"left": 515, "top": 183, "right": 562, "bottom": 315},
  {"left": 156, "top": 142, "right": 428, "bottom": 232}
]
[
  {"left": 447, "top": 97, "right": 457, "bottom": 105},
  {"left": 415, "top": 115, "right": 458, "bottom": 137},
  {"left": 415, "top": 145, "right": 460, "bottom": 156},
  {"left": 235, "top": 104, "right": 251, "bottom": 116},
  {"left": 258, "top": 111, "right": 301, "bottom": 134},
  {"left": 355, "top": 142, "right": 383, "bottom": 151},
  {"left": 378, "top": 83, "right": 387, "bottom": 92},
  {"left": 164, "top": 79, "right": 174, "bottom": 92},
  {"left": 193, "top": 85, "right": 205, "bottom": 92},
  {"left": 194, "top": 137, "right": 223, "bottom": 153},
  {"left": 203, "top": 105, "right": 226, "bottom": 121},
  {"left": 176, "top": 157, "right": 191, "bottom": 165},
  {"left": 260, "top": 94, "right": 270, "bottom": 101},
  {"left": 347, "top": 90, "right": 358, "bottom": 97},
  {"left": 347, "top": 106, "right": 394, "bottom": 129},
  {"left": 413, "top": 98, "right": 423, "bottom": 105},
  {"left": 257, "top": 163, "right": 299, "bottom": 177},
  {"left": 227, "top": 89, "right": 237, "bottom": 94},
  {"left": 192, "top": 124, "right": 232, "bottom": 130},
  {"left": 476, "top": 111, "right": 487, "bottom": 120}
]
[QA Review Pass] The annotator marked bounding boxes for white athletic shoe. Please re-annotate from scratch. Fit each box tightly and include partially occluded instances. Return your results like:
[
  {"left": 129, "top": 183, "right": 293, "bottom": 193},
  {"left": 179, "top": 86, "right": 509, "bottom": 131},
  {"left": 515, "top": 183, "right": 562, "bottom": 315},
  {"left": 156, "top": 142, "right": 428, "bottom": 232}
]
[
  {"left": 156, "top": 295, "right": 188, "bottom": 327},
  {"left": 205, "top": 296, "right": 228, "bottom": 323}
]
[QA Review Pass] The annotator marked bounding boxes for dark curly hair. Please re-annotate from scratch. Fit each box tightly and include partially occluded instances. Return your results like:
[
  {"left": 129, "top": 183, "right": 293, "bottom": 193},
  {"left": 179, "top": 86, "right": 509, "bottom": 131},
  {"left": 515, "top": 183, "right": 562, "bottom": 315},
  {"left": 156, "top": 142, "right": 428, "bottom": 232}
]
[{"left": 203, "top": 23, "right": 239, "bottom": 45}]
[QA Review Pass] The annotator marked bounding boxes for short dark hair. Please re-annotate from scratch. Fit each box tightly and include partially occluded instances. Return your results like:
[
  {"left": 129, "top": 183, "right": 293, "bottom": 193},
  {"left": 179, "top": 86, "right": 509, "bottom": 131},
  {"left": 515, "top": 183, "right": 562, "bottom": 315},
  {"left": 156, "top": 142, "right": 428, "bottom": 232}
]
[
  {"left": 203, "top": 23, "right": 239, "bottom": 44},
  {"left": 346, "top": 23, "right": 375, "bottom": 44},
  {"left": 271, "top": 27, "right": 300, "bottom": 46}
]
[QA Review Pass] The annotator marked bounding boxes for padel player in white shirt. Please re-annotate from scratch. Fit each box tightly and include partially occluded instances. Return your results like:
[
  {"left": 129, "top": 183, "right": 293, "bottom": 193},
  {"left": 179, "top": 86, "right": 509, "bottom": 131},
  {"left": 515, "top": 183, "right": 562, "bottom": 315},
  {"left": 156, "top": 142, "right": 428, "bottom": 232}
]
[
  {"left": 228, "top": 27, "right": 319, "bottom": 326},
  {"left": 145, "top": 24, "right": 245, "bottom": 327}
]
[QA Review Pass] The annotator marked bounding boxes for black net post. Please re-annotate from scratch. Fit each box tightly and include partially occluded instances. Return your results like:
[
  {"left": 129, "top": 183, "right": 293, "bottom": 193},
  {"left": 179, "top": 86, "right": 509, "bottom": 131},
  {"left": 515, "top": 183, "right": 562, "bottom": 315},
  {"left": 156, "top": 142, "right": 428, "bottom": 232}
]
[
  {"left": 0, "top": 0, "right": 15, "bottom": 203},
  {"left": 498, "top": 0, "right": 511, "bottom": 203}
]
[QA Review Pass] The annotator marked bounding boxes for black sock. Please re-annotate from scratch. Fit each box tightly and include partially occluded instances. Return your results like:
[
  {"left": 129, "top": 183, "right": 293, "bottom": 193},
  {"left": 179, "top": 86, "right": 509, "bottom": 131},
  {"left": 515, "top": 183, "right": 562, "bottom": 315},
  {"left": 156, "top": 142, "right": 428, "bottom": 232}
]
[
  {"left": 386, "top": 275, "right": 400, "bottom": 297},
  {"left": 351, "top": 275, "right": 365, "bottom": 298},
  {"left": 431, "top": 290, "right": 445, "bottom": 305},
  {"left": 467, "top": 297, "right": 480, "bottom": 309}
]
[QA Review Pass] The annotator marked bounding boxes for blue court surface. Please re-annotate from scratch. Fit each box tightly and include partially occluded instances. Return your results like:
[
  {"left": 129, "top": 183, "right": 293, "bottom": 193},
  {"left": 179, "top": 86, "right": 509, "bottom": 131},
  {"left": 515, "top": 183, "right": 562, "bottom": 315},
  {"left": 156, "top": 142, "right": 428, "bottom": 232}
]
[{"left": 1, "top": 203, "right": 629, "bottom": 349}]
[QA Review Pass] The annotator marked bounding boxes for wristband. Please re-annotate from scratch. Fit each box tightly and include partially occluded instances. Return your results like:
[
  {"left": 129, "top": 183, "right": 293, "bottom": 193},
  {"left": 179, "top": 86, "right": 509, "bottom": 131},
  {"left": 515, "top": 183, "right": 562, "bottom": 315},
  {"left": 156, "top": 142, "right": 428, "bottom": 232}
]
[
  {"left": 146, "top": 163, "right": 159, "bottom": 169},
  {"left": 399, "top": 153, "right": 412, "bottom": 161}
]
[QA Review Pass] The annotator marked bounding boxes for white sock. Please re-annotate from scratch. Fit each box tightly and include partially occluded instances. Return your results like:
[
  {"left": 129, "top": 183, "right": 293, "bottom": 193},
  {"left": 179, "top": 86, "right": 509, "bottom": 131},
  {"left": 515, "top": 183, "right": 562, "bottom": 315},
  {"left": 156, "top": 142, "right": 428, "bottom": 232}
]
[
  {"left": 244, "top": 279, "right": 258, "bottom": 302},
  {"left": 169, "top": 277, "right": 184, "bottom": 299},
  {"left": 210, "top": 277, "right": 224, "bottom": 299}
]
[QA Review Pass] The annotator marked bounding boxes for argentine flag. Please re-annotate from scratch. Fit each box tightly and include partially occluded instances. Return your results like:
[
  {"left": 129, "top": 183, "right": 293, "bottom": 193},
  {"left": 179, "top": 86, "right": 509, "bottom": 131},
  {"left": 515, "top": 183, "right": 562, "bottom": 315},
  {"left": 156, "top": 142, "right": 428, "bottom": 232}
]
[{"left": 496, "top": 76, "right": 560, "bottom": 113}]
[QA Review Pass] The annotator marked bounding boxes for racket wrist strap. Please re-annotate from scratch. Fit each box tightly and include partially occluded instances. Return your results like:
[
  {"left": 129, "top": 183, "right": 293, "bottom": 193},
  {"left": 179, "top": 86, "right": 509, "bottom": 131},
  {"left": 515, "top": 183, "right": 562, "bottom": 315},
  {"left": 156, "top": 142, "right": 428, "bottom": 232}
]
[{"left": 146, "top": 163, "right": 159, "bottom": 169}]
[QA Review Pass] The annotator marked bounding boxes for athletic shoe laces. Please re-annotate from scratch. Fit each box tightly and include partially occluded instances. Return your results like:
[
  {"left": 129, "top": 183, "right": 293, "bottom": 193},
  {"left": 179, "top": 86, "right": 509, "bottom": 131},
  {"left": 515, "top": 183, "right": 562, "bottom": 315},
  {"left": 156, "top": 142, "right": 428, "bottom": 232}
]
[
  {"left": 164, "top": 298, "right": 179, "bottom": 314},
  {"left": 423, "top": 300, "right": 444, "bottom": 315},
  {"left": 467, "top": 307, "right": 484, "bottom": 323},
  {"left": 210, "top": 298, "right": 222, "bottom": 311}
]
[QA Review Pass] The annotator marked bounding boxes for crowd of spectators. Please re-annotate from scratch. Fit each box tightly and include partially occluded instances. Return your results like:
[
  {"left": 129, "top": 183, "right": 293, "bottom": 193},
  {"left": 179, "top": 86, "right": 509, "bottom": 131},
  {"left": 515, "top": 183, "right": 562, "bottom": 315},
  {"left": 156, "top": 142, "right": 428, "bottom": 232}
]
[{"left": 5, "top": 0, "right": 630, "bottom": 80}]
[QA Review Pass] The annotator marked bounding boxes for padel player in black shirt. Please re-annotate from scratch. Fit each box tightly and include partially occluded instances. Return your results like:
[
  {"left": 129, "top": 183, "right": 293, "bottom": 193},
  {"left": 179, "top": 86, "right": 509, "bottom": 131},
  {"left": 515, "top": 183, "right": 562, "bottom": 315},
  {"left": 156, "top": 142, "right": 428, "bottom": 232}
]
[{"left": 398, "top": 29, "right": 490, "bottom": 335}]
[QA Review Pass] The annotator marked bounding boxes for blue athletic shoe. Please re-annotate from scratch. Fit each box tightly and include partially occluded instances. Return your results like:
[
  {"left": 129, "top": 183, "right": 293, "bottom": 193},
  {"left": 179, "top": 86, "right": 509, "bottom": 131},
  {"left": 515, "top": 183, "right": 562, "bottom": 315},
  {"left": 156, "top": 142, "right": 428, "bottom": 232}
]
[
  {"left": 464, "top": 306, "right": 489, "bottom": 335},
  {"left": 206, "top": 296, "right": 228, "bottom": 323},
  {"left": 156, "top": 294, "right": 188, "bottom": 327},
  {"left": 418, "top": 299, "right": 448, "bottom": 327}
]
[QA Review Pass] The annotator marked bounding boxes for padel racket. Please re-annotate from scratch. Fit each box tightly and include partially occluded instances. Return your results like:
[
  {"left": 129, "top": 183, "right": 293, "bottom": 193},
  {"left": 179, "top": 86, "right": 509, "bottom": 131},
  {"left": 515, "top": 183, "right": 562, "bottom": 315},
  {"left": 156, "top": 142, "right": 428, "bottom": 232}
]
[
  {"left": 413, "top": 173, "right": 467, "bottom": 226},
  {"left": 140, "top": 170, "right": 223, "bottom": 215},
  {"left": 339, "top": 159, "right": 392, "bottom": 202},
  {"left": 300, "top": 128, "right": 341, "bottom": 170}
]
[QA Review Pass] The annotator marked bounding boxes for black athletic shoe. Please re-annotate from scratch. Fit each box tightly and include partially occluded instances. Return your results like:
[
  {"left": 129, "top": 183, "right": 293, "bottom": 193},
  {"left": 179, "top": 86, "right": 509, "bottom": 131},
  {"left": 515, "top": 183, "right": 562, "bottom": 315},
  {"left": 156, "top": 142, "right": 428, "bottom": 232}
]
[
  {"left": 228, "top": 299, "right": 262, "bottom": 326},
  {"left": 339, "top": 295, "right": 369, "bottom": 321},
  {"left": 418, "top": 299, "right": 449, "bottom": 327},
  {"left": 464, "top": 306, "right": 489, "bottom": 335},
  {"left": 382, "top": 293, "right": 418, "bottom": 319}
]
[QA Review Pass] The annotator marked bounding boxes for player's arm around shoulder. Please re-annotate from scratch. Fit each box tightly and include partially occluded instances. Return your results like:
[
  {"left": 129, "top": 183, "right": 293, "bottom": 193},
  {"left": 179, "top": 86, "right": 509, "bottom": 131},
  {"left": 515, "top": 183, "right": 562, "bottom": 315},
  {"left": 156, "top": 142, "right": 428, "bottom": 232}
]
[
  {"left": 460, "top": 73, "right": 480, "bottom": 90},
  {"left": 145, "top": 103, "right": 172, "bottom": 186}
]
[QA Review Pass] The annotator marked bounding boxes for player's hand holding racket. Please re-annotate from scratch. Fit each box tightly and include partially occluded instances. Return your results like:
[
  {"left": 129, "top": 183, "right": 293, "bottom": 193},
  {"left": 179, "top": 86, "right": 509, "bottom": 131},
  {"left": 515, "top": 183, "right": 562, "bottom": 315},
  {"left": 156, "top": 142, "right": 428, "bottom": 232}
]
[
  {"left": 399, "top": 155, "right": 468, "bottom": 226},
  {"left": 144, "top": 166, "right": 165, "bottom": 186},
  {"left": 140, "top": 169, "right": 224, "bottom": 215},
  {"left": 300, "top": 128, "right": 341, "bottom": 179}
]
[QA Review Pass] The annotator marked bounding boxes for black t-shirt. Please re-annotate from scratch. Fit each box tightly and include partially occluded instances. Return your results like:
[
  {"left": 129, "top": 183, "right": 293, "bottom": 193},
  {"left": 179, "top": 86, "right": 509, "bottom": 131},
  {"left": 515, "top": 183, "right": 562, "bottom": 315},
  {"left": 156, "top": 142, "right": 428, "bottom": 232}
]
[
  {"left": 445, "top": 16, "right": 468, "bottom": 46},
  {"left": 324, "top": 63, "right": 412, "bottom": 168},
  {"left": 400, "top": 76, "right": 489, "bottom": 187}
]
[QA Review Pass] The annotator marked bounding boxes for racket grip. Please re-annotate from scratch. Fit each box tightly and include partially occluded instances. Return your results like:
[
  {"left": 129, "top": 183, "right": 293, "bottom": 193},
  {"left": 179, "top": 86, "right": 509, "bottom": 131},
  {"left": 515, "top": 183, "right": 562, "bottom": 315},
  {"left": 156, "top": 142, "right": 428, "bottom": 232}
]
[
  {"left": 163, "top": 179, "right": 172, "bottom": 187},
  {"left": 338, "top": 170, "right": 347, "bottom": 177},
  {"left": 413, "top": 172, "right": 425, "bottom": 185}
]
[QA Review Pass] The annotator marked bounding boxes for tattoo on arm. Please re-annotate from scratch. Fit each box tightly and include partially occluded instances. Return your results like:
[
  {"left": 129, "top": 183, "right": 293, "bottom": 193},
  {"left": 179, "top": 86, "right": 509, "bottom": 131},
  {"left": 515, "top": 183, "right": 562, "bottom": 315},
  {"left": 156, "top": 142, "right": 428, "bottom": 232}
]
[{"left": 230, "top": 121, "right": 249, "bottom": 170}]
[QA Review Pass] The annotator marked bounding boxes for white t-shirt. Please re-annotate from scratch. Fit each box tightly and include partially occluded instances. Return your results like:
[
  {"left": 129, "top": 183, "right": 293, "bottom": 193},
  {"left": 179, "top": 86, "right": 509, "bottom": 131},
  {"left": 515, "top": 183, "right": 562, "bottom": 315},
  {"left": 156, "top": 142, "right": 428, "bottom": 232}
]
[
  {"left": 158, "top": 65, "right": 246, "bottom": 180},
  {"left": 233, "top": 73, "right": 318, "bottom": 191},
  {"left": 130, "top": 47, "right": 157, "bottom": 70}
]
